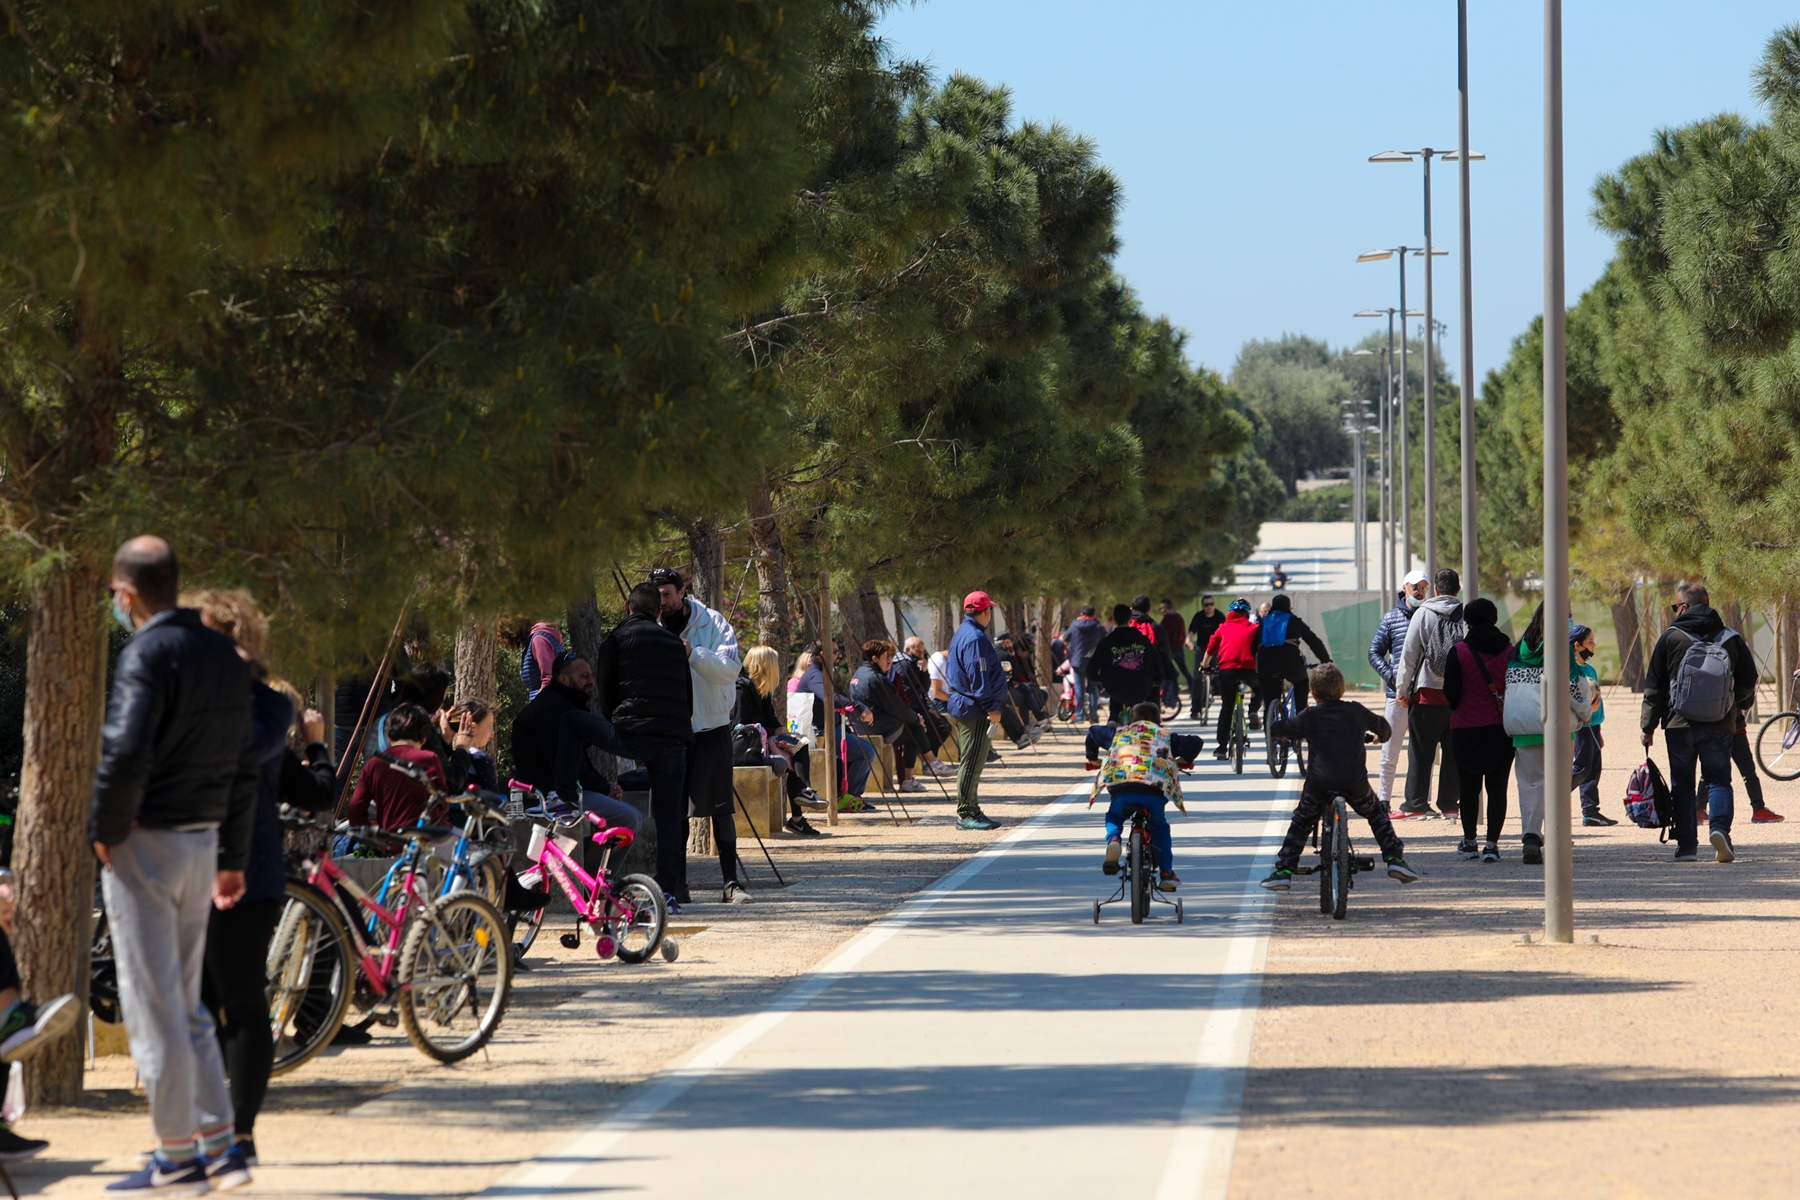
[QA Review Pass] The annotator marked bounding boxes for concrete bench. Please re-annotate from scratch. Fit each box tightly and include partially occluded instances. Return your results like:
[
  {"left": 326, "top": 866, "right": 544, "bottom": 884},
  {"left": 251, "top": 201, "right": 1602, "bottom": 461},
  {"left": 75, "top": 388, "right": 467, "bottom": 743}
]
[{"left": 732, "top": 765, "right": 783, "bottom": 838}]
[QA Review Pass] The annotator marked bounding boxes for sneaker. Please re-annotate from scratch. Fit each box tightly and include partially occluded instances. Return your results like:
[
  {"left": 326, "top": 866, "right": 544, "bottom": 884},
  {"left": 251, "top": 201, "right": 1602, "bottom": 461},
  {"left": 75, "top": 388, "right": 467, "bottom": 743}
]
[
  {"left": 1390, "top": 804, "right": 1431, "bottom": 821},
  {"left": 1673, "top": 847, "right": 1698, "bottom": 862},
  {"left": 783, "top": 815, "right": 822, "bottom": 837},
  {"left": 676, "top": 889, "right": 693, "bottom": 906},
  {"left": 1456, "top": 838, "right": 1478, "bottom": 860},
  {"left": 1481, "top": 843, "right": 1500, "bottom": 863},
  {"left": 957, "top": 816, "right": 993, "bottom": 831},
  {"left": 1212, "top": 747, "right": 1230, "bottom": 761},
  {"left": 233, "top": 1140, "right": 258, "bottom": 1169},
  {"left": 899, "top": 779, "right": 926, "bottom": 794},
  {"left": 1158, "top": 871, "right": 1180, "bottom": 892},
  {"left": 1753, "top": 807, "right": 1785, "bottom": 823},
  {"left": 1385, "top": 857, "right": 1421, "bottom": 883},
  {"left": 1582, "top": 811, "right": 1619, "bottom": 827},
  {"left": 106, "top": 1157, "right": 210, "bottom": 1196},
  {"left": 203, "top": 1145, "right": 253, "bottom": 1191},
  {"left": 1102, "top": 838, "right": 1122, "bottom": 875},
  {"left": 663, "top": 892, "right": 683, "bottom": 915},
  {"left": 1711, "top": 830, "right": 1735, "bottom": 863},
  {"left": 1521, "top": 834, "right": 1544, "bottom": 866},
  {"left": 1248, "top": 714, "right": 1263, "bottom": 731},
  {"left": 792, "top": 788, "right": 828, "bottom": 812},
  {"left": 723, "top": 881, "right": 753, "bottom": 904},
  {"left": 1083, "top": 759, "right": 1101, "bottom": 771},
  {"left": 0, "top": 994, "right": 78, "bottom": 1063},
  {"left": 986, "top": 749, "right": 1003, "bottom": 764},
  {"left": 1438, "top": 806, "right": 1461, "bottom": 820},
  {"left": 1259, "top": 868, "right": 1293, "bottom": 892},
  {"left": 0, "top": 1123, "right": 46, "bottom": 1161},
  {"left": 927, "top": 760, "right": 956, "bottom": 776}
]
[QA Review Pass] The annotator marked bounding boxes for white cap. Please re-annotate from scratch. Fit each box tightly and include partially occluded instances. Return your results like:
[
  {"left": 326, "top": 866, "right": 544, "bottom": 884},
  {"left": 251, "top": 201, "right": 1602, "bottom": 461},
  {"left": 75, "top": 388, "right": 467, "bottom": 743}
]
[{"left": 1403, "top": 569, "right": 1429, "bottom": 586}]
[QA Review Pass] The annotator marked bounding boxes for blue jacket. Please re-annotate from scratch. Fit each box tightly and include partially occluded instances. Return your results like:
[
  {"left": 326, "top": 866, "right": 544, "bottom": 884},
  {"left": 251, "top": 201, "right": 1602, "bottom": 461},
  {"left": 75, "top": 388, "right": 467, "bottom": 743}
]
[
  {"left": 1064, "top": 615, "right": 1103, "bottom": 672},
  {"left": 946, "top": 616, "right": 1007, "bottom": 719},
  {"left": 1367, "top": 594, "right": 1414, "bottom": 698}
]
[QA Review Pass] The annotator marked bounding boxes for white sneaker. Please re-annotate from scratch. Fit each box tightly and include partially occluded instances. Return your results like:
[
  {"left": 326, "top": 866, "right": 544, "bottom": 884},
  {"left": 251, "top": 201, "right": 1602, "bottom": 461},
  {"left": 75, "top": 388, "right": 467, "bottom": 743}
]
[
  {"left": 927, "top": 760, "right": 956, "bottom": 776},
  {"left": 899, "top": 779, "right": 926, "bottom": 793}
]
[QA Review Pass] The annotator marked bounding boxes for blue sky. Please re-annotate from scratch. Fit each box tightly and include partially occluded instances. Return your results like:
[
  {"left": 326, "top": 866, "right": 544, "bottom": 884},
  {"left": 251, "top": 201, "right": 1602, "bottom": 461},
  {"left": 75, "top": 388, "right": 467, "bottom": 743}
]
[{"left": 876, "top": 1, "right": 1793, "bottom": 390}]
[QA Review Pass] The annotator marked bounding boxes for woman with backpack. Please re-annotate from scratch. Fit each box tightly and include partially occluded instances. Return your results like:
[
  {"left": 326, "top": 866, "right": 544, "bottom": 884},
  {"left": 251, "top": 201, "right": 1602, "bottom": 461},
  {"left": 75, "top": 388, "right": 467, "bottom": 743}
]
[
  {"left": 1442, "top": 598, "right": 1513, "bottom": 862},
  {"left": 1504, "top": 602, "right": 1593, "bottom": 867}
]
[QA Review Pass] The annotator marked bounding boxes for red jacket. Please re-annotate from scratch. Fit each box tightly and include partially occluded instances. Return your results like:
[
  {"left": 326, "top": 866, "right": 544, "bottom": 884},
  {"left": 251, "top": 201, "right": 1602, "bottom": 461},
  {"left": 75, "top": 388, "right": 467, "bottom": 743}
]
[{"left": 1206, "top": 611, "right": 1258, "bottom": 671}]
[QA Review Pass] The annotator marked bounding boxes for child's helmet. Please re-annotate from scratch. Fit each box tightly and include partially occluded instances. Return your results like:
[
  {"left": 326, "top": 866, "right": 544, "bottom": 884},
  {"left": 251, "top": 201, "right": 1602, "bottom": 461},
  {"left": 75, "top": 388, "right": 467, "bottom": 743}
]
[{"left": 1228, "top": 598, "right": 1251, "bottom": 615}]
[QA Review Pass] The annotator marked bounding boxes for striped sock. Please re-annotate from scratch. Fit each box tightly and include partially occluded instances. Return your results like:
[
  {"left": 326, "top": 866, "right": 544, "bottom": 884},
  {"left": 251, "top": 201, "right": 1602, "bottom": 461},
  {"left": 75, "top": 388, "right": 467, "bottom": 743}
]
[
  {"left": 158, "top": 1138, "right": 198, "bottom": 1166},
  {"left": 198, "top": 1124, "right": 235, "bottom": 1159}
]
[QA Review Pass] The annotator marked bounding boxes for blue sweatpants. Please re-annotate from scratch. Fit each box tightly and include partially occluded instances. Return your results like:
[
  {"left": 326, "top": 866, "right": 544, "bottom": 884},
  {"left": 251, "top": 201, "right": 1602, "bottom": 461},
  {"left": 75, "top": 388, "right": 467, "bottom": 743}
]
[{"left": 1104, "top": 787, "right": 1174, "bottom": 871}]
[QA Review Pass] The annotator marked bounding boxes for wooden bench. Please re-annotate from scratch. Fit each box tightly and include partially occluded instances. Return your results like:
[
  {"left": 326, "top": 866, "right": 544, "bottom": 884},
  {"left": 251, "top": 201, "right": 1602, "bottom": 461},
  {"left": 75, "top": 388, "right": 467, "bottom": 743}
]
[{"left": 731, "top": 765, "right": 783, "bottom": 838}]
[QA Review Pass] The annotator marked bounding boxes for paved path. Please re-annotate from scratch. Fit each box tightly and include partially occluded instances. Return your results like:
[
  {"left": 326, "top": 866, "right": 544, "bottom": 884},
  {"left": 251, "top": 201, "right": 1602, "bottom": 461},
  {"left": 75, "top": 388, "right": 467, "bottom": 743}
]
[{"left": 493, "top": 719, "right": 1295, "bottom": 1200}]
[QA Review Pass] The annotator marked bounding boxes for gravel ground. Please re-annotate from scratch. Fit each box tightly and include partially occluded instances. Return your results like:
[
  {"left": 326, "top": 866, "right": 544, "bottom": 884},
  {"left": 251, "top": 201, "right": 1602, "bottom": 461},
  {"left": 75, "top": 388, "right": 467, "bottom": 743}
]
[
  {"left": 13, "top": 724, "right": 1084, "bottom": 1198},
  {"left": 1231, "top": 685, "right": 1800, "bottom": 1199}
]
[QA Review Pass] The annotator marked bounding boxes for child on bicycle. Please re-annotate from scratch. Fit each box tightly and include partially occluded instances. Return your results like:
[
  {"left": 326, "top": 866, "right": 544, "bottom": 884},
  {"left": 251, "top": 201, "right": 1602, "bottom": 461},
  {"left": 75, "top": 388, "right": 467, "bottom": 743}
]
[
  {"left": 1260, "top": 663, "right": 1421, "bottom": 890},
  {"left": 1090, "top": 701, "right": 1187, "bottom": 892}
]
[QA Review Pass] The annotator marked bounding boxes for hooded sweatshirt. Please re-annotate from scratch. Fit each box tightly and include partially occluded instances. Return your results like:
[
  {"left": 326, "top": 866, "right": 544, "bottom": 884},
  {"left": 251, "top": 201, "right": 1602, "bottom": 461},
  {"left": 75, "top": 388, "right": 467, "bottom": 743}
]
[
  {"left": 663, "top": 597, "right": 741, "bottom": 733},
  {"left": 1206, "top": 610, "right": 1258, "bottom": 671},
  {"left": 1397, "top": 594, "right": 1467, "bottom": 701},
  {"left": 1640, "top": 603, "right": 1758, "bottom": 734}
]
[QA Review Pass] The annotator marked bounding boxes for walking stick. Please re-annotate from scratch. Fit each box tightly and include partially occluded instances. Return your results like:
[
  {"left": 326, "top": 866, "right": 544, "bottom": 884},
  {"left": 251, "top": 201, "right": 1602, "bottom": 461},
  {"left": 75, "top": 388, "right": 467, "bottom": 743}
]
[{"left": 732, "top": 783, "right": 787, "bottom": 887}]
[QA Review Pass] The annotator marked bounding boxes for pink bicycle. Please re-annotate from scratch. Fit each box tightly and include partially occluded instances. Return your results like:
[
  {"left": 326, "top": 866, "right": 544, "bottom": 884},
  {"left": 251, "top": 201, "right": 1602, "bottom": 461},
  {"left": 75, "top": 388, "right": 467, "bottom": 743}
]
[
  {"left": 269, "top": 801, "right": 513, "bottom": 1067},
  {"left": 509, "top": 785, "right": 674, "bottom": 965}
]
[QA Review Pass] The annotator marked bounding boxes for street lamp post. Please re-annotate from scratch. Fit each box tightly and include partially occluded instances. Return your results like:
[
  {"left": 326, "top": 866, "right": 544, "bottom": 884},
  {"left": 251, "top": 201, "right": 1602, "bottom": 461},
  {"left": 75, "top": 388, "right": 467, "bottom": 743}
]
[
  {"left": 1353, "top": 268, "right": 1432, "bottom": 582},
  {"left": 1351, "top": 347, "right": 1383, "bottom": 596},
  {"left": 1372, "top": 150, "right": 1482, "bottom": 581},
  {"left": 1542, "top": 0, "right": 1573, "bottom": 943},
  {"left": 1456, "top": 0, "right": 1480, "bottom": 600}
]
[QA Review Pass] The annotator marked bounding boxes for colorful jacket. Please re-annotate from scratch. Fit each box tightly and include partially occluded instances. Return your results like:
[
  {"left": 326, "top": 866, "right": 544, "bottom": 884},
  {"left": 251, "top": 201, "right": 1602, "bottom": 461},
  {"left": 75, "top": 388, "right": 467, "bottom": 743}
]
[{"left": 1088, "top": 721, "right": 1186, "bottom": 812}]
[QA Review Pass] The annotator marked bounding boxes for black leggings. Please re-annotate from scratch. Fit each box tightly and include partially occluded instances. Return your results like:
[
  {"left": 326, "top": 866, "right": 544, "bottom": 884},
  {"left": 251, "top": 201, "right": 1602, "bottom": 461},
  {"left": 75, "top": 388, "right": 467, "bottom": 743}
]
[
  {"left": 1452, "top": 725, "right": 1514, "bottom": 844},
  {"left": 0, "top": 928, "right": 20, "bottom": 994},
  {"left": 202, "top": 897, "right": 284, "bottom": 1137}
]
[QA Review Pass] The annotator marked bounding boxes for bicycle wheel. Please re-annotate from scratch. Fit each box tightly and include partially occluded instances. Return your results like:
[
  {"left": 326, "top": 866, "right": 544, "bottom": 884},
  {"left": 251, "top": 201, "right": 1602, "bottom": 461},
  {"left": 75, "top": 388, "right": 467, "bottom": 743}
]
[
  {"left": 397, "top": 892, "right": 514, "bottom": 1063},
  {"left": 1317, "top": 812, "right": 1334, "bottom": 915},
  {"left": 1330, "top": 801, "right": 1351, "bottom": 920},
  {"left": 1265, "top": 700, "right": 1287, "bottom": 779},
  {"left": 1755, "top": 711, "right": 1800, "bottom": 780},
  {"left": 1232, "top": 701, "right": 1246, "bottom": 775},
  {"left": 608, "top": 874, "right": 669, "bottom": 964},
  {"left": 89, "top": 906, "right": 119, "bottom": 1025},
  {"left": 1129, "top": 826, "right": 1149, "bottom": 925},
  {"left": 1193, "top": 674, "right": 1210, "bottom": 722},
  {"left": 269, "top": 879, "right": 354, "bottom": 1076},
  {"left": 508, "top": 900, "right": 548, "bottom": 962}
]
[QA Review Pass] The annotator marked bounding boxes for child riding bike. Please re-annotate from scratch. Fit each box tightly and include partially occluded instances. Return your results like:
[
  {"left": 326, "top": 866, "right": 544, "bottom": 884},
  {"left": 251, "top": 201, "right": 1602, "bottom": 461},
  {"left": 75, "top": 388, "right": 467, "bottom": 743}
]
[
  {"left": 1259, "top": 663, "right": 1422, "bottom": 890},
  {"left": 1090, "top": 701, "right": 1187, "bottom": 892}
]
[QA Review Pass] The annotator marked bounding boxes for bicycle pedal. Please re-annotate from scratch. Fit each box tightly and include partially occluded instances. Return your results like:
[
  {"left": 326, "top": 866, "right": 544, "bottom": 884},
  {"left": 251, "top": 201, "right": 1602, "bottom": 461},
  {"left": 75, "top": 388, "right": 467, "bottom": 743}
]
[
  {"left": 1354, "top": 857, "right": 1375, "bottom": 871},
  {"left": 373, "top": 1011, "right": 399, "bottom": 1028}
]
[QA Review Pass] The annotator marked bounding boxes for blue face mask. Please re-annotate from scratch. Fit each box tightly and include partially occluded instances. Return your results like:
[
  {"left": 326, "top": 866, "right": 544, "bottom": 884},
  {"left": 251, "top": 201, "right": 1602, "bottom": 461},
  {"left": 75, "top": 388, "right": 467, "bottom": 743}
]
[
  {"left": 1404, "top": 593, "right": 1422, "bottom": 610},
  {"left": 112, "top": 594, "right": 135, "bottom": 631}
]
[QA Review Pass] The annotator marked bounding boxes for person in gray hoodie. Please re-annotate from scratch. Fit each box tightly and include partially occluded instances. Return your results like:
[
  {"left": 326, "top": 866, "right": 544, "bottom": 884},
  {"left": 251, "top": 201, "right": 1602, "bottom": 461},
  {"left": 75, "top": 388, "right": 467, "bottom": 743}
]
[
  {"left": 654, "top": 568, "right": 751, "bottom": 906},
  {"left": 1395, "top": 568, "right": 1466, "bottom": 818}
]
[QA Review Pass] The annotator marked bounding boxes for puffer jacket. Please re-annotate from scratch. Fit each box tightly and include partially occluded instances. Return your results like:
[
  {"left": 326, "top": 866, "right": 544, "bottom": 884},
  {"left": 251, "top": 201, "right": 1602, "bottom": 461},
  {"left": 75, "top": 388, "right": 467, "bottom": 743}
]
[
  {"left": 593, "top": 614, "right": 694, "bottom": 742},
  {"left": 89, "top": 608, "right": 259, "bottom": 870},
  {"left": 663, "top": 597, "right": 740, "bottom": 733},
  {"left": 1367, "top": 594, "right": 1414, "bottom": 698}
]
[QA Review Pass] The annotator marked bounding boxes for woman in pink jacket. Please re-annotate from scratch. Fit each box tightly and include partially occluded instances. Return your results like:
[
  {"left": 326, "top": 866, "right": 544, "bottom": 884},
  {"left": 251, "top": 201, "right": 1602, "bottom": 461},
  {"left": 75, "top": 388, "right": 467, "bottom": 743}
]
[{"left": 1442, "top": 598, "right": 1514, "bottom": 863}]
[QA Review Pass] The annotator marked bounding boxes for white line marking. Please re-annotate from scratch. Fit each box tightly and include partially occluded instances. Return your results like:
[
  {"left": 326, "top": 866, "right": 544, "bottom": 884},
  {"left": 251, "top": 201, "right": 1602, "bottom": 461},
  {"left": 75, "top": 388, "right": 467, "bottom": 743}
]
[
  {"left": 1153, "top": 801, "right": 1291, "bottom": 1200},
  {"left": 485, "top": 782, "right": 1090, "bottom": 1198}
]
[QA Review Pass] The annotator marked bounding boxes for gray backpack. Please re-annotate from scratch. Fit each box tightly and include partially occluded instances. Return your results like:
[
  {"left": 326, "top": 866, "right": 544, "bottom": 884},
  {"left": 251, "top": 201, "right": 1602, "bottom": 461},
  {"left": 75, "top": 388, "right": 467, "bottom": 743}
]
[{"left": 1670, "top": 629, "right": 1736, "bottom": 724}]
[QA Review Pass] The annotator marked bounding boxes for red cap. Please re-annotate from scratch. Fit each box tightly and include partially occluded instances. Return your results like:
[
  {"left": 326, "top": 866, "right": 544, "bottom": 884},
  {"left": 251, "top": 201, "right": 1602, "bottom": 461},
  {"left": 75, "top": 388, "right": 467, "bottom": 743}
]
[{"left": 963, "top": 590, "right": 995, "bottom": 613}]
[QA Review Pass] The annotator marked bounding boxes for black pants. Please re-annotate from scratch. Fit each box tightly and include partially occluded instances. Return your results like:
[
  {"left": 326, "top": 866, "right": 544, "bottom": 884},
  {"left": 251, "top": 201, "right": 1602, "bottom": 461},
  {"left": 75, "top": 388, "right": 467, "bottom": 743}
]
[
  {"left": 1452, "top": 724, "right": 1515, "bottom": 844},
  {"left": 1257, "top": 658, "right": 1310, "bottom": 716},
  {"left": 202, "top": 897, "right": 285, "bottom": 1138},
  {"left": 1107, "top": 690, "right": 1153, "bottom": 724},
  {"left": 687, "top": 727, "right": 739, "bottom": 891},
  {"left": 1404, "top": 703, "right": 1461, "bottom": 811},
  {"left": 1275, "top": 783, "right": 1405, "bottom": 871},
  {"left": 1731, "top": 729, "right": 1766, "bottom": 810},
  {"left": 1214, "top": 669, "right": 1259, "bottom": 747},
  {"left": 783, "top": 748, "right": 815, "bottom": 818}
]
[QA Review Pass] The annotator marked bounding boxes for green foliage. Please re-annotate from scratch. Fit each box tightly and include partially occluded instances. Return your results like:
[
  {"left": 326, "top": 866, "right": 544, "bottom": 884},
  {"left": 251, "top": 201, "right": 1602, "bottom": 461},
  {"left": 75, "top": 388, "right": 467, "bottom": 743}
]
[{"left": 1230, "top": 336, "right": 1352, "bottom": 497}]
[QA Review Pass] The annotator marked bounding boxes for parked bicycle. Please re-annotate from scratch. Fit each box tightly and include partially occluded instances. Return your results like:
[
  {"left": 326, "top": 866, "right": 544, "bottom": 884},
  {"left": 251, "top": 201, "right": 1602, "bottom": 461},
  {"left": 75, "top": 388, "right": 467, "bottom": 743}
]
[
  {"left": 505, "top": 783, "right": 675, "bottom": 967},
  {"left": 267, "top": 791, "right": 514, "bottom": 1069}
]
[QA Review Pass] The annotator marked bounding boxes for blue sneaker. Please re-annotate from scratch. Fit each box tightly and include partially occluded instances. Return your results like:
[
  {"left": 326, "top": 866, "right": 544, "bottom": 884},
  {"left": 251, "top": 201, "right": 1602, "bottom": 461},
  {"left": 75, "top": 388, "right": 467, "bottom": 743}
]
[
  {"left": 204, "top": 1145, "right": 253, "bottom": 1191},
  {"left": 663, "top": 892, "right": 683, "bottom": 916},
  {"left": 106, "top": 1157, "right": 211, "bottom": 1195}
]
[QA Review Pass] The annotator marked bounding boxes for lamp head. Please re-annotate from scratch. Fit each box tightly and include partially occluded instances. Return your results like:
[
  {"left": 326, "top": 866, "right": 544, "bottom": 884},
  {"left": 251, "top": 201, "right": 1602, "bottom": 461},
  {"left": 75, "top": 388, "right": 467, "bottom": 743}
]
[
  {"left": 1369, "top": 151, "right": 1415, "bottom": 163},
  {"left": 1356, "top": 250, "right": 1395, "bottom": 263}
]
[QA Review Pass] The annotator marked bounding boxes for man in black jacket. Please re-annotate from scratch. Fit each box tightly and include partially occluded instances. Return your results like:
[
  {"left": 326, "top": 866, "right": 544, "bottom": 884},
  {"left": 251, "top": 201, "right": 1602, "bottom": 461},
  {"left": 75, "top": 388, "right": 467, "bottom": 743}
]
[
  {"left": 1641, "top": 582, "right": 1758, "bottom": 863},
  {"left": 90, "top": 536, "right": 259, "bottom": 1190},
  {"left": 592, "top": 583, "right": 694, "bottom": 904},
  {"left": 1084, "top": 605, "right": 1165, "bottom": 722},
  {"left": 509, "top": 653, "right": 642, "bottom": 835}
]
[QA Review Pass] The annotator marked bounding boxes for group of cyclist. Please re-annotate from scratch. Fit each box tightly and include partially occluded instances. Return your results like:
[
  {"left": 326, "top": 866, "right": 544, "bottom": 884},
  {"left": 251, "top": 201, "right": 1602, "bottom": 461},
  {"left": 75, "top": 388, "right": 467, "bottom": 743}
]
[{"left": 1084, "top": 591, "right": 1422, "bottom": 902}]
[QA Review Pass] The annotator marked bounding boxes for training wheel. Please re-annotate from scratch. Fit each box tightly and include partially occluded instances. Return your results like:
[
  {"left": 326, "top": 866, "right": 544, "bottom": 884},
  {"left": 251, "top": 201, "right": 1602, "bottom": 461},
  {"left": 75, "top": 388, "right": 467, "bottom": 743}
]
[
  {"left": 661, "top": 938, "right": 680, "bottom": 963},
  {"left": 1175, "top": 899, "right": 1184, "bottom": 924},
  {"left": 1092, "top": 900, "right": 1101, "bottom": 925},
  {"left": 594, "top": 934, "right": 617, "bottom": 961}
]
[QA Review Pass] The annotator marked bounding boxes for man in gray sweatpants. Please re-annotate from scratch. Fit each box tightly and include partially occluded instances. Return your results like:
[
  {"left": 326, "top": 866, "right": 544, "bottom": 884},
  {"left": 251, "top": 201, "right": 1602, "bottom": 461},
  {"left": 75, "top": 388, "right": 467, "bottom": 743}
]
[{"left": 91, "top": 537, "right": 259, "bottom": 1195}]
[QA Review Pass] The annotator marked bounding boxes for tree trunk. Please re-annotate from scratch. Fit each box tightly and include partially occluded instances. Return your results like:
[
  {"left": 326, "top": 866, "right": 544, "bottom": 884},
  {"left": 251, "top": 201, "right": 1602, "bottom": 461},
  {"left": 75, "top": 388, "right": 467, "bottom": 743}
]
[
  {"left": 1003, "top": 599, "right": 1029, "bottom": 641},
  {"left": 746, "top": 476, "right": 792, "bottom": 672},
  {"left": 686, "top": 517, "right": 725, "bottom": 611},
  {"left": 566, "top": 588, "right": 619, "bottom": 780},
  {"left": 838, "top": 585, "right": 868, "bottom": 662},
  {"left": 1782, "top": 600, "right": 1799, "bottom": 711},
  {"left": 1034, "top": 594, "right": 1055, "bottom": 689},
  {"left": 1610, "top": 585, "right": 1644, "bottom": 693},
  {"left": 453, "top": 617, "right": 498, "bottom": 706},
  {"left": 857, "top": 577, "right": 890, "bottom": 645},
  {"left": 18, "top": 563, "right": 106, "bottom": 1104},
  {"left": 796, "top": 591, "right": 821, "bottom": 653},
  {"left": 932, "top": 598, "right": 954, "bottom": 651}
]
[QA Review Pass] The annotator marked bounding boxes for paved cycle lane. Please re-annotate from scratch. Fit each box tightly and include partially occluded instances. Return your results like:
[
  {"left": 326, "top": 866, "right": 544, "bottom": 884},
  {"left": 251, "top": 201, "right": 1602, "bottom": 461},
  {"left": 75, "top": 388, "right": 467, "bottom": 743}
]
[{"left": 491, "top": 719, "right": 1296, "bottom": 1200}]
